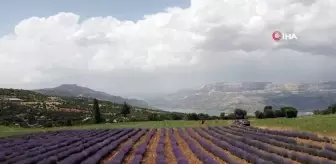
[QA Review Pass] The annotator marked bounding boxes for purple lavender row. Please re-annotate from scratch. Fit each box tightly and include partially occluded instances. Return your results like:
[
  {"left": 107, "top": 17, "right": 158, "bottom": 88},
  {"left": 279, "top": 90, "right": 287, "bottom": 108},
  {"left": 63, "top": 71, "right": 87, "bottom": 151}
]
[
  {"left": 209, "top": 127, "right": 335, "bottom": 164},
  {"left": 5, "top": 130, "right": 105, "bottom": 157},
  {"left": 236, "top": 125, "right": 333, "bottom": 143},
  {"left": 177, "top": 128, "right": 218, "bottom": 164},
  {"left": 4, "top": 129, "right": 114, "bottom": 163},
  {"left": 227, "top": 126, "right": 297, "bottom": 144},
  {"left": 79, "top": 128, "right": 140, "bottom": 164},
  {"left": 155, "top": 128, "right": 168, "bottom": 164},
  {"left": 231, "top": 126, "right": 325, "bottom": 150},
  {"left": 1, "top": 129, "right": 107, "bottom": 159},
  {"left": 30, "top": 129, "right": 126, "bottom": 164},
  {"left": 168, "top": 129, "right": 188, "bottom": 164},
  {"left": 0, "top": 129, "right": 100, "bottom": 147},
  {"left": 129, "top": 129, "right": 156, "bottom": 164},
  {"left": 325, "top": 144, "right": 336, "bottom": 153},
  {"left": 38, "top": 129, "right": 126, "bottom": 164},
  {"left": 185, "top": 128, "right": 239, "bottom": 164},
  {"left": 193, "top": 128, "right": 271, "bottom": 164},
  {"left": 216, "top": 126, "right": 336, "bottom": 160},
  {"left": 202, "top": 127, "right": 285, "bottom": 164},
  {"left": 60, "top": 128, "right": 140, "bottom": 164},
  {"left": 0, "top": 129, "right": 96, "bottom": 154},
  {"left": 106, "top": 129, "right": 148, "bottom": 164}
]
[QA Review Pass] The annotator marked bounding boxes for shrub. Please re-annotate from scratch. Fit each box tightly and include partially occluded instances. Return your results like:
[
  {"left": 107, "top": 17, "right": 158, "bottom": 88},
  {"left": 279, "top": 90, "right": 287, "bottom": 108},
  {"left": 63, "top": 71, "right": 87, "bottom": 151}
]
[
  {"left": 186, "top": 113, "right": 199, "bottom": 120},
  {"left": 234, "top": 109, "right": 247, "bottom": 119},
  {"left": 255, "top": 110, "right": 264, "bottom": 119},
  {"left": 281, "top": 106, "right": 298, "bottom": 118},
  {"left": 170, "top": 113, "right": 183, "bottom": 120},
  {"left": 274, "top": 109, "right": 286, "bottom": 117}
]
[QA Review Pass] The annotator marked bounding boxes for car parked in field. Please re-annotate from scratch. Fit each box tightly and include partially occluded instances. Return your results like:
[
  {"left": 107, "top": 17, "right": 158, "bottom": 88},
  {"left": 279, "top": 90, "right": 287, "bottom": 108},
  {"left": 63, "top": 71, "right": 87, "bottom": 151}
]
[{"left": 233, "top": 119, "right": 250, "bottom": 126}]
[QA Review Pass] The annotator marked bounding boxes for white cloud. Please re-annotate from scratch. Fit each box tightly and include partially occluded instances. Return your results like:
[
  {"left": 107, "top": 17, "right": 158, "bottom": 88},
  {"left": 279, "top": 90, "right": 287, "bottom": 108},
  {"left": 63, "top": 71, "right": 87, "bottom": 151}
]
[{"left": 0, "top": 0, "right": 335, "bottom": 97}]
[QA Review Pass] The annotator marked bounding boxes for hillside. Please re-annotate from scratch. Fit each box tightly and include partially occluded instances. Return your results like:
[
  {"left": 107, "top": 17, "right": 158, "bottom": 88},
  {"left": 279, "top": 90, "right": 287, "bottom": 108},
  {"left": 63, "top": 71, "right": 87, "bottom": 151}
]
[
  {"left": 146, "top": 81, "right": 336, "bottom": 113},
  {"left": 0, "top": 88, "right": 180, "bottom": 128},
  {"left": 34, "top": 84, "right": 149, "bottom": 108}
]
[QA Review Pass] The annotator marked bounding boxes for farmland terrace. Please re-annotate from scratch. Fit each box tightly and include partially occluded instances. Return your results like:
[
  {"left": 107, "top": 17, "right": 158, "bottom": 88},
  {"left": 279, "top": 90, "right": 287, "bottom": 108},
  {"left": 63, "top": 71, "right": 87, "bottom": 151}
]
[{"left": 0, "top": 125, "right": 336, "bottom": 164}]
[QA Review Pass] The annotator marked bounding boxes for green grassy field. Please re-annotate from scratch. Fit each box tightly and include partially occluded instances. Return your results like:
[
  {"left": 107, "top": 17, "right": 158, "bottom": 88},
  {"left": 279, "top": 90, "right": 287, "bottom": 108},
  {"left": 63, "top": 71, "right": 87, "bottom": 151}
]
[
  {"left": 1, "top": 115, "right": 335, "bottom": 137},
  {"left": 250, "top": 115, "right": 336, "bottom": 136}
]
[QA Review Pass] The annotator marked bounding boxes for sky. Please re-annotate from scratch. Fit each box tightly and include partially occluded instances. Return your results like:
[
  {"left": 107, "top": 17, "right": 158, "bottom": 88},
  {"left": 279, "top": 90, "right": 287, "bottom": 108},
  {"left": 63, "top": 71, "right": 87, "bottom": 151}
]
[{"left": 0, "top": 0, "right": 335, "bottom": 98}]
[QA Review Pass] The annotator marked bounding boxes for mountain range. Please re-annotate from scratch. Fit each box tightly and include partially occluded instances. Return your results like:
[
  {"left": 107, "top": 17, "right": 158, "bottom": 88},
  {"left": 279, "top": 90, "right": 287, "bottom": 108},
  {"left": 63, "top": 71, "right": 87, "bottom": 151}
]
[
  {"left": 33, "top": 81, "right": 336, "bottom": 114},
  {"left": 34, "top": 84, "right": 149, "bottom": 108},
  {"left": 145, "top": 81, "right": 336, "bottom": 113}
]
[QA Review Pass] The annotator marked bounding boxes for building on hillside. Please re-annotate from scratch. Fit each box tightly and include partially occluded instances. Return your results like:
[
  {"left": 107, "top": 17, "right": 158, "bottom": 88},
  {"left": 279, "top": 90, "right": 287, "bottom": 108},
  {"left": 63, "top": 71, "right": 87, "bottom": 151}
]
[
  {"left": 2, "top": 98, "right": 23, "bottom": 103},
  {"left": 48, "top": 96, "right": 60, "bottom": 101}
]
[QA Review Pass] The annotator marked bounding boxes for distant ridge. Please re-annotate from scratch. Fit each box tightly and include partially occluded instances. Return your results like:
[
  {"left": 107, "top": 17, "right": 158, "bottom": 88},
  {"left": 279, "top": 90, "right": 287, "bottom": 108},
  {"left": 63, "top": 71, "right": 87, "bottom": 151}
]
[
  {"left": 34, "top": 84, "right": 149, "bottom": 108},
  {"left": 146, "top": 81, "right": 336, "bottom": 113}
]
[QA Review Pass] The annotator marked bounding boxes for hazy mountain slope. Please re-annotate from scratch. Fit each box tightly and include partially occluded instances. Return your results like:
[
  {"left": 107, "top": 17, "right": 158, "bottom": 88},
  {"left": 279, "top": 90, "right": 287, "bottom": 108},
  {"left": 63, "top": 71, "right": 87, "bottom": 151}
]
[
  {"left": 34, "top": 84, "right": 149, "bottom": 107},
  {"left": 146, "top": 81, "right": 336, "bottom": 113}
]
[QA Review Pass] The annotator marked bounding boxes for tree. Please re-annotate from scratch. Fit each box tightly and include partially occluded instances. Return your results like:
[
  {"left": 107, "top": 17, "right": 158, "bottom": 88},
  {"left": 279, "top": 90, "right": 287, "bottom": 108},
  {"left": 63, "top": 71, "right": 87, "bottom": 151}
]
[
  {"left": 171, "top": 113, "right": 183, "bottom": 120},
  {"left": 281, "top": 106, "right": 298, "bottom": 118},
  {"left": 254, "top": 110, "right": 264, "bottom": 119},
  {"left": 121, "top": 101, "right": 131, "bottom": 117},
  {"left": 264, "top": 109, "right": 274, "bottom": 118},
  {"left": 198, "top": 113, "right": 210, "bottom": 120},
  {"left": 227, "top": 113, "right": 236, "bottom": 120},
  {"left": 42, "top": 102, "right": 47, "bottom": 110},
  {"left": 274, "top": 109, "right": 286, "bottom": 117},
  {"left": 234, "top": 109, "right": 246, "bottom": 119},
  {"left": 220, "top": 112, "right": 226, "bottom": 120},
  {"left": 263, "top": 106, "right": 273, "bottom": 112},
  {"left": 93, "top": 98, "right": 102, "bottom": 124},
  {"left": 148, "top": 113, "right": 159, "bottom": 121},
  {"left": 329, "top": 104, "right": 336, "bottom": 114},
  {"left": 263, "top": 105, "right": 274, "bottom": 118},
  {"left": 186, "top": 113, "right": 199, "bottom": 120}
]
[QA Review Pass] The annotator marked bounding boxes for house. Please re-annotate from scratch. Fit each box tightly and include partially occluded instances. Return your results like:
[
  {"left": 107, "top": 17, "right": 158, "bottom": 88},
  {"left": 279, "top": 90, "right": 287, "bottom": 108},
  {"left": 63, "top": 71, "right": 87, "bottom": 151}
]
[{"left": 2, "top": 98, "right": 23, "bottom": 103}]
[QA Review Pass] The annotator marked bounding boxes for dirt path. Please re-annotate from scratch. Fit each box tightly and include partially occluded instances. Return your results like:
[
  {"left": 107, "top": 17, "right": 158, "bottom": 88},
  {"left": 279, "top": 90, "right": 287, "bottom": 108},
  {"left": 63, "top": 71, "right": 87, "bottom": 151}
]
[
  {"left": 100, "top": 130, "right": 141, "bottom": 164},
  {"left": 191, "top": 128, "right": 248, "bottom": 164},
  {"left": 184, "top": 128, "right": 226, "bottom": 163},
  {"left": 142, "top": 129, "right": 160, "bottom": 164},
  {"left": 173, "top": 128, "right": 202, "bottom": 164},
  {"left": 164, "top": 129, "right": 177, "bottom": 164},
  {"left": 123, "top": 130, "right": 149, "bottom": 164}
]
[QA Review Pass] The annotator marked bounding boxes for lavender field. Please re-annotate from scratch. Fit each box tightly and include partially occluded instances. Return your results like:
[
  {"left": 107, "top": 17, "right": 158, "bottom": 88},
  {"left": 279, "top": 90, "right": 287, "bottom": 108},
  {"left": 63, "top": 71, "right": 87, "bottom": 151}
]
[{"left": 1, "top": 125, "right": 336, "bottom": 164}]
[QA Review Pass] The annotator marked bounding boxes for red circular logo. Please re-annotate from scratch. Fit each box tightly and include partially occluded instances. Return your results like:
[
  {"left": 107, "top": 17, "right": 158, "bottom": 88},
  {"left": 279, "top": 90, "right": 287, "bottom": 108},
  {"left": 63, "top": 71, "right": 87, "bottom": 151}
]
[{"left": 272, "top": 31, "right": 282, "bottom": 41}]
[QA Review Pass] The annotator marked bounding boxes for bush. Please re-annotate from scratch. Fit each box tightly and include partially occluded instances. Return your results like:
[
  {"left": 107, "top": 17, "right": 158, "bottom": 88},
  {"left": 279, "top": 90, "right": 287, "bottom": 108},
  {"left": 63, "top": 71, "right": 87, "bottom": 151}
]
[
  {"left": 274, "top": 109, "right": 286, "bottom": 117},
  {"left": 170, "top": 113, "right": 183, "bottom": 120},
  {"left": 227, "top": 113, "right": 236, "bottom": 120},
  {"left": 186, "top": 113, "right": 199, "bottom": 120},
  {"left": 148, "top": 113, "right": 160, "bottom": 121},
  {"left": 198, "top": 113, "right": 210, "bottom": 120},
  {"left": 281, "top": 106, "right": 298, "bottom": 118},
  {"left": 234, "top": 109, "right": 246, "bottom": 119},
  {"left": 263, "top": 106, "right": 275, "bottom": 118},
  {"left": 255, "top": 110, "right": 264, "bottom": 119},
  {"left": 220, "top": 112, "right": 225, "bottom": 120},
  {"left": 210, "top": 116, "right": 220, "bottom": 120}
]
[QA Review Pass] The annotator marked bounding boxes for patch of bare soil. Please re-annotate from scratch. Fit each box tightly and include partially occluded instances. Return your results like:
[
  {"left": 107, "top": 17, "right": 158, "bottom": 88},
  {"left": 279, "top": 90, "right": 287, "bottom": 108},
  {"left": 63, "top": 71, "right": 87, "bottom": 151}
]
[
  {"left": 191, "top": 128, "right": 248, "bottom": 164},
  {"left": 164, "top": 129, "right": 177, "bottom": 164},
  {"left": 100, "top": 130, "right": 141, "bottom": 164},
  {"left": 184, "top": 128, "right": 226, "bottom": 164},
  {"left": 296, "top": 138, "right": 336, "bottom": 149},
  {"left": 142, "top": 129, "right": 160, "bottom": 164},
  {"left": 123, "top": 130, "right": 149, "bottom": 164},
  {"left": 173, "top": 128, "right": 202, "bottom": 164},
  {"left": 258, "top": 126, "right": 336, "bottom": 142},
  {"left": 258, "top": 126, "right": 296, "bottom": 131},
  {"left": 222, "top": 129, "right": 331, "bottom": 164}
]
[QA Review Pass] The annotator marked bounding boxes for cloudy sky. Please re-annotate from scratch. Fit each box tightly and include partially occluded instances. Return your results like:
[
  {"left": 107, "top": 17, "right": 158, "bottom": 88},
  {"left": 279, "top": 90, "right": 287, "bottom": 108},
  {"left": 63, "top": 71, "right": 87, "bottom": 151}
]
[{"left": 0, "top": 0, "right": 335, "bottom": 98}]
